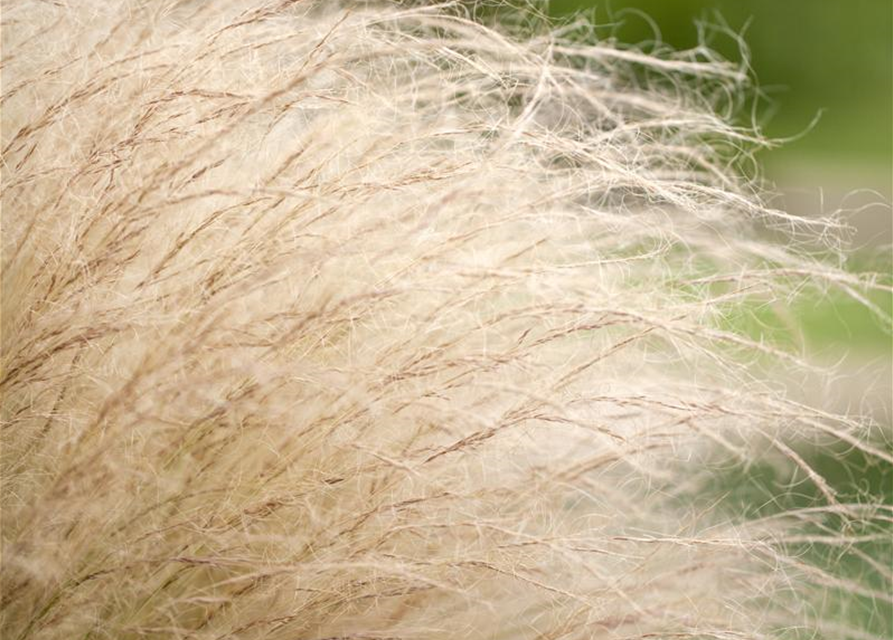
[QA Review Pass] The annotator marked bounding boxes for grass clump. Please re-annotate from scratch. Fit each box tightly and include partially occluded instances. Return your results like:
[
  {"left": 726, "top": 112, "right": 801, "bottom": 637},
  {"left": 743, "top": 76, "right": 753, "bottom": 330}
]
[{"left": 1, "top": 1, "right": 889, "bottom": 638}]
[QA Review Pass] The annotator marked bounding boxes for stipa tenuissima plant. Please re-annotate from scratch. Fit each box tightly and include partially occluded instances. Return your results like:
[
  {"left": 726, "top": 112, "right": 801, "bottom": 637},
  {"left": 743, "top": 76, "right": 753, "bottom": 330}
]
[{"left": 1, "top": 1, "right": 890, "bottom": 638}]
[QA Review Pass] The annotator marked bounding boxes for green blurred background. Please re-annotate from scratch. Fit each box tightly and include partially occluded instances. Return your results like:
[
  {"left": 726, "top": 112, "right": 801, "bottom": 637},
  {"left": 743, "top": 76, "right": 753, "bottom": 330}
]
[
  {"left": 549, "top": 0, "right": 893, "bottom": 249},
  {"left": 545, "top": 6, "right": 892, "bottom": 634},
  {"left": 546, "top": 0, "right": 891, "bottom": 394},
  {"left": 546, "top": 5, "right": 892, "bottom": 633}
]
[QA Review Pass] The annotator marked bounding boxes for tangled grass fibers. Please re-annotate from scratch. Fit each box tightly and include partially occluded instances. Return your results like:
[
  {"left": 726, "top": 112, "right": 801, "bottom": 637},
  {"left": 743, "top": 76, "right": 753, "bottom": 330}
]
[{"left": 1, "top": 1, "right": 890, "bottom": 638}]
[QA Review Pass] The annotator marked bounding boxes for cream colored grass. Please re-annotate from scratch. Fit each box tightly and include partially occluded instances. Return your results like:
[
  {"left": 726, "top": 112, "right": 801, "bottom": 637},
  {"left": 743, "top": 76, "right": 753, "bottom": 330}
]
[{"left": 1, "top": 2, "right": 889, "bottom": 639}]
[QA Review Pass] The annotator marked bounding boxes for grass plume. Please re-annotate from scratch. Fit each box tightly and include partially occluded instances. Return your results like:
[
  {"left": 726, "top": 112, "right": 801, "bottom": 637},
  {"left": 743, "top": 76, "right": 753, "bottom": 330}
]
[{"left": 1, "top": 1, "right": 890, "bottom": 638}]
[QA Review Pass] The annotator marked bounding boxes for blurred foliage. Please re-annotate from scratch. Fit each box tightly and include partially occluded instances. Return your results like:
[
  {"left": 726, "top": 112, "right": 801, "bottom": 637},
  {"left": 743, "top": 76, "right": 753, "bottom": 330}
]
[
  {"left": 544, "top": 1, "right": 892, "bottom": 350},
  {"left": 699, "top": 444, "right": 893, "bottom": 638},
  {"left": 542, "top": 6, "right": 892, "bottom": 633},
  {"left": 720, "top": 289, "right": 892, "bottom": 354},
  {"left": 548, "top": 0, "right": 893, "bottom": 166}
]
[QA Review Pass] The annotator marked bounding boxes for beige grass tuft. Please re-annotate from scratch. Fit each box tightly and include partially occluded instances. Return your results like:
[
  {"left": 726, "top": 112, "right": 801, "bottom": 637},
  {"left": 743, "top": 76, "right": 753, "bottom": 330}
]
[{"left": 1, "top": 1, "right": 889, "bottom": 638}]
